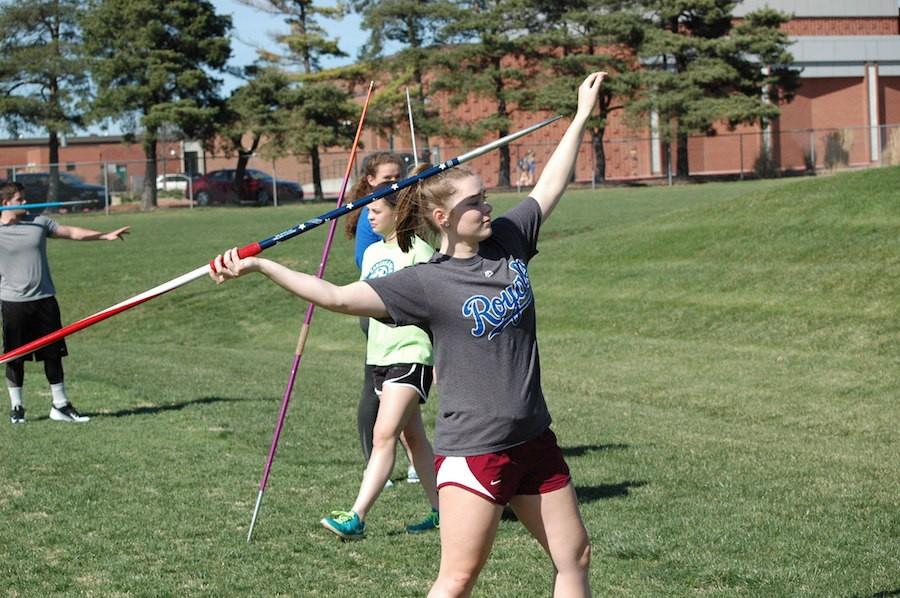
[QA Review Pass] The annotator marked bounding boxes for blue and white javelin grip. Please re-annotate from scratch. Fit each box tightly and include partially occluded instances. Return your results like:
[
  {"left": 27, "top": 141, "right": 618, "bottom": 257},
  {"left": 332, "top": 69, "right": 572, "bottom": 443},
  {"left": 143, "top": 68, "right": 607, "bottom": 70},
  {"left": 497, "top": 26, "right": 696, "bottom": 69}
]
[{"left": 0, "top": 115, "right": 562, "bottom": 365}]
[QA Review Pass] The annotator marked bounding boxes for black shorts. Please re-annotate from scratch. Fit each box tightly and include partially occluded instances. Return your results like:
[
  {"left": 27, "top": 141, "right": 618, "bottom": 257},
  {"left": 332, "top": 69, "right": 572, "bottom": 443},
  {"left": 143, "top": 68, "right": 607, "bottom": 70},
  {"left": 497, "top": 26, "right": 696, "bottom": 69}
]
[
  {"left": 1, "top": 297, "right": 68, "bottom": 363},
  {"left": 371, "top": 363, "right": 433, "bottom": 403}
]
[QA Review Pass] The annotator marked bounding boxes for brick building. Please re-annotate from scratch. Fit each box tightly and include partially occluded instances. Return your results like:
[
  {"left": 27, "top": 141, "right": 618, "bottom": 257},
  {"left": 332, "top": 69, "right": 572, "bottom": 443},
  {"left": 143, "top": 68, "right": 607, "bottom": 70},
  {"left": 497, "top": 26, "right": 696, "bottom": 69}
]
[
  {"left": 403, "top": 0, "right": 900, "bottom": 184},
  {"left": 303, "top": 0, "right": 900, "bottom": 185},
  {"left": 3, "top": 0, "right": 900, "bottom": 190},
  {"left": 737, "top": 0, "right": 900, "bottom": 174}
]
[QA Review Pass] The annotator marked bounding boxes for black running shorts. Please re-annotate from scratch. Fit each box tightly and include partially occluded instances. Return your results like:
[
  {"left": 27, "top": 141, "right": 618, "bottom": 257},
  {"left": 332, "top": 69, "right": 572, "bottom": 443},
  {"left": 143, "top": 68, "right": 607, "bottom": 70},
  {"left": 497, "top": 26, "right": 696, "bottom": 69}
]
[
  {"left": 371, "top": 363, "right": 433, "bottom": 403},
  {"left": 1, "top": 296, "right": 68, "bottom": 363}
]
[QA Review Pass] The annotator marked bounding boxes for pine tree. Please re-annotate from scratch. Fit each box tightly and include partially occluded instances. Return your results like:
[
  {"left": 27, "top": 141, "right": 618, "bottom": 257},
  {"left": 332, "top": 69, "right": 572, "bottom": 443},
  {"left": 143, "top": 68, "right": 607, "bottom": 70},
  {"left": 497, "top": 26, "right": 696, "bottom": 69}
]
[
  {"left": 81, "top": 0, "right": 231, "bottom": 209},
  {"left": 428, "top": 0, "right": 544, "bottom": 187},
  {"left": 0, "top": 0, "right": 90, "bottom": 201},
  {"left": 244, "top": 0, "right": 356, "bottom": 200},
  {"left": 351, "top": 0, "right": 454, "bottom": 162},
  {"left": 528, "top": 0, "right": 644, "bottom": 182},
  {"left": 627, "top": 0, "right": 799, "bottom": 177},
  {"left": 219, "top": 67, "right": 297, "bottom": 185}
]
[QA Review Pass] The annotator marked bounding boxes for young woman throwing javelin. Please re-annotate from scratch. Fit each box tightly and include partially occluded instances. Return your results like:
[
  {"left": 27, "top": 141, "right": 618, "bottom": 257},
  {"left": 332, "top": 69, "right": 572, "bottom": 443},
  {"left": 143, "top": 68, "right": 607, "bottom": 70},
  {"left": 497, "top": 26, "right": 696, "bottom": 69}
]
[{"left": 210, "top": 71, "right": 606, "bottom": 597}]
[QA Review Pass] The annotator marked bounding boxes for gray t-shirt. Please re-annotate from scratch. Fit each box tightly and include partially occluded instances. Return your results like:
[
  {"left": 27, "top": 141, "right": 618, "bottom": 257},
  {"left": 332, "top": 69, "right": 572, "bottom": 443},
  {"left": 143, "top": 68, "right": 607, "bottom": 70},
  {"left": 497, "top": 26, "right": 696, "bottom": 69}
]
[
  {"left": 0, "top": 215, "right": 59, "bottom": 302},
  {"left": 365, "top": 197, "right": 551, "bottom": 456}
]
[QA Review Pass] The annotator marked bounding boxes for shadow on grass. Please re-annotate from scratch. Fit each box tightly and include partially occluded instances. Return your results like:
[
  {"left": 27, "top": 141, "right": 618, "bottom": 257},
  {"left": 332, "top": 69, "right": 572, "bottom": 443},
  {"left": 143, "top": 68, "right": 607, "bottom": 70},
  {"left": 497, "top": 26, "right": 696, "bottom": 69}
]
[
  {"left": 563, "top": 444, "right": 629, "bottom": 457},
  {"left": 853, "top": 590, "right": 900, "bottom": 598},
  {"left": 575, "top": 481, "right": 647, "bottom": 503},
  {"left": 101, "top": 397, "right": 272, "bottom": 417},
  {"left": 79, "top": 395, "right": 272, "bottom": 419}
]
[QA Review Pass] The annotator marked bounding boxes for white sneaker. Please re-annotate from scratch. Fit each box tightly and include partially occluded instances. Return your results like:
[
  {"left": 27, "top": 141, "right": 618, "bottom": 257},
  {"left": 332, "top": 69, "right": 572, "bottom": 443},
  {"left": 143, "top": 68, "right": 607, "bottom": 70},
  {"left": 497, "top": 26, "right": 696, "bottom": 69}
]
[
  {"left": 407, "top": 466, "right": 420, "bottom": 484},
  {"left": 49, "top": 403, "right": 90, "bottom": 423},
  {"left": 384, "top": 479, "right": 394, "bottom": 489}
]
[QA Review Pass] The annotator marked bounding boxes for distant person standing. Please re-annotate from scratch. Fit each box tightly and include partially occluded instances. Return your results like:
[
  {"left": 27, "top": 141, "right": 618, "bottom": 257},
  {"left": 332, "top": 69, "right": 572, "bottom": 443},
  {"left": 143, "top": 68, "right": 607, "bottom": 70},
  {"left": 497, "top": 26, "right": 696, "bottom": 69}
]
[
  {"left": 516, "top": 154, "right": 529, "bottom": 188},
  {"left": 1, "top": 181, "right": 130, "bottom": 424},
  {"left": 525, "top": 150, "right": 537, "bottom": 185}
]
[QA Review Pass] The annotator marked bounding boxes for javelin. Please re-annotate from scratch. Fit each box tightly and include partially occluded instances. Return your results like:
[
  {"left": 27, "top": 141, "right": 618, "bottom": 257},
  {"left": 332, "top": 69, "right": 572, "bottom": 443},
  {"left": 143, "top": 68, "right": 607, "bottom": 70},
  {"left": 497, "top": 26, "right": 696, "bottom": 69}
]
[
  {"left": 406, "top": 87, "right": 418, "bottom": 167},
  {"left": 247, "top": 81, "right": 374, "bottom": 543},
  {"left": 0, "top": 199, "right": 96, "bottom": 211},
  {"left": 0, "top": 114, "right": 562, "bottom": 366}
]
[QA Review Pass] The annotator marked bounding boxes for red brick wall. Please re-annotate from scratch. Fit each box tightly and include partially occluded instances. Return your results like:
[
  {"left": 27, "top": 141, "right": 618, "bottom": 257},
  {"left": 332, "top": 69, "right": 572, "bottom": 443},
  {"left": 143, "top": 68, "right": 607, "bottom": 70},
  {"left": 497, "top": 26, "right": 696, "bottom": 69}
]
[
  {"left": 882, "top": 77, "right": 900, "bottom": 124},
  {"left": 785, "top": 17, "right": 898, "bottom": 36},
  {"left": 776, "top": 77, "right": 873, "bottom": 166},
  {"left": 686, "top": 122, "right": 762, "bottom": 175}
]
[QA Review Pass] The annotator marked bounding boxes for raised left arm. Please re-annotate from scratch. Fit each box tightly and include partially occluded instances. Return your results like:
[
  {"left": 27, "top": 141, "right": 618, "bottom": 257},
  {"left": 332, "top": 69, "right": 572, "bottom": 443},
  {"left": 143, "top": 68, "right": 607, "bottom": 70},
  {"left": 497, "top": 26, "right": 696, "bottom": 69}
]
[
  {"left": 530, "top": 72, "right": 606, "bottom": 223},
  {"left": 53, "top": 225, "right": 130, "bottom": 241}
]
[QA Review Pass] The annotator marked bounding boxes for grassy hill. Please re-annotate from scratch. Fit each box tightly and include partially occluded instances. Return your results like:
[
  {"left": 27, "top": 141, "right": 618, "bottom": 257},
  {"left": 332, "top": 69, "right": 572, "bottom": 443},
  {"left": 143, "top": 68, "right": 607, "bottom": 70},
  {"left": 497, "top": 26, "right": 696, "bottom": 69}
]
[{"left": 2, "top": 169, "right": 898, "bottom": 596}]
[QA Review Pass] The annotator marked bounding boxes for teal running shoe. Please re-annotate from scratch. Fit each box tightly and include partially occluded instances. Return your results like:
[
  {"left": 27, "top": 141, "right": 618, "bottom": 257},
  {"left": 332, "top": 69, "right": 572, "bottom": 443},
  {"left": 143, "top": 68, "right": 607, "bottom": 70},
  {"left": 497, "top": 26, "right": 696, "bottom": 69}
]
[
  {"left": 406, "top": 508, "right": 439, "bottom": 534},
  {"left": 321, "top": 510, "right": 365, "bottom": 540}
]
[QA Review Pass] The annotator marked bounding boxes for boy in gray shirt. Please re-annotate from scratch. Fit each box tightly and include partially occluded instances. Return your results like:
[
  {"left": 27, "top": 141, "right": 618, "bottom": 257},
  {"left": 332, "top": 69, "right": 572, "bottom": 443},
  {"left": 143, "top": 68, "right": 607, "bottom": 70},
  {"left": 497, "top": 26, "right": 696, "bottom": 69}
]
[{"left": 1, "top": 181, "right": 130, "bottom": 424}]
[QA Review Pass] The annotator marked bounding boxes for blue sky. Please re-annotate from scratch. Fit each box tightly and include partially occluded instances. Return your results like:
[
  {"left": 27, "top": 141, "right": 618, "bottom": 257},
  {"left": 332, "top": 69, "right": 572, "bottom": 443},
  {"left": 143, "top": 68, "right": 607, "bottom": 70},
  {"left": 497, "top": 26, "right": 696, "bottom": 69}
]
[
  {"left": 213, "top": 0, "right": 367, "bottom": 95},
  {"left": 2, "top": 2, "right": 370, "bottom": 138}
]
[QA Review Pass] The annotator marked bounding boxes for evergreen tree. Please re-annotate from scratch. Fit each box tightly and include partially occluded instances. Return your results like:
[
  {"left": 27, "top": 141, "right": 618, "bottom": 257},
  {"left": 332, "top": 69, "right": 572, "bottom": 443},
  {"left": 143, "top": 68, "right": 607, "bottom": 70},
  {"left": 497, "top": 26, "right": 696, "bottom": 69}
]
[
  {"left": 243, "top": 0, "right": 356, "bottom": 200},
  {"left": 81, "top": 0, "right": 231, "bottom": 209},
  {"left": 0, "top": 0, "right": 89, "bottom": 201},
  {"left": 219, "top": 66, "right": 296, "bottom": 186},
  {"left": 245, "top": 0, "right": 347, "bottom": 72},
  {"left": 275, "top": 82, "right": 356, "bottom": 194},
  {"left": 351, "top": 0, "right": 454, "bottom": 162},
  {"left": 627, "top": 0, "right": 799, "bottom": 177},
  {"left": 428, "top": 0, "right": 543, "bottom": 187},
  {"left": 529, "top": 0, "right": 644, "bottom": 182}
]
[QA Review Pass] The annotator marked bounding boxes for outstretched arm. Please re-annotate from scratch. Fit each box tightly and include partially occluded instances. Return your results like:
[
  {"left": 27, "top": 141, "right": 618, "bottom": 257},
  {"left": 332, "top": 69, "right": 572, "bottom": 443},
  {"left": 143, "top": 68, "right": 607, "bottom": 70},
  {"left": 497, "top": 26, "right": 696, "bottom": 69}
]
[
  {"left": 53, "top": 225, "right": 130, "bottom": 241},
  {"left": 209, "top": 248, "right": 389, "bottom": 319},
  {"left": 530, "top": 71, "right": 606, "bottom": 222}
]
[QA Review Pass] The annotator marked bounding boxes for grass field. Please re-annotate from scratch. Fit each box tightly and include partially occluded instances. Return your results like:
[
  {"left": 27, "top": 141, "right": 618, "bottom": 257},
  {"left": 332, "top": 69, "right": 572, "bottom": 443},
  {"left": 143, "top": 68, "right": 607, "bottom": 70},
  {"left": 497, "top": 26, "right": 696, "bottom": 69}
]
[{"left": 2, "top": 168, "right": 899, "bottom": 597}]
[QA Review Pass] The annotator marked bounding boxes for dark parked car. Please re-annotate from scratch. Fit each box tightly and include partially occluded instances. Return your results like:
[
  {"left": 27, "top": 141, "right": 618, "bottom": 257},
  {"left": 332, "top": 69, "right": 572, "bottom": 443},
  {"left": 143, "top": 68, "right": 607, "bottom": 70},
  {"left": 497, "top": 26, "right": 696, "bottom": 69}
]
[
  {"left": 187, "top": 169, "right": 302, "bottom": 206},
  {"left": 14, "top": 172, "right": 106, "bottom": 210}
]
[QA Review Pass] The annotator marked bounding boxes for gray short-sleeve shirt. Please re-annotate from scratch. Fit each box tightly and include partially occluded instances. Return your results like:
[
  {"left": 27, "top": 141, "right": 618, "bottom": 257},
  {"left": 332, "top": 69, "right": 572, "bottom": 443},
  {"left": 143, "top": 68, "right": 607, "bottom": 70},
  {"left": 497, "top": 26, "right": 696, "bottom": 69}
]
[
  {"left": 365, "top": 197, "right": 551, "bottom": 456},
  {"left": 0, "top": 215, "right": 59, "bottom": 302}
]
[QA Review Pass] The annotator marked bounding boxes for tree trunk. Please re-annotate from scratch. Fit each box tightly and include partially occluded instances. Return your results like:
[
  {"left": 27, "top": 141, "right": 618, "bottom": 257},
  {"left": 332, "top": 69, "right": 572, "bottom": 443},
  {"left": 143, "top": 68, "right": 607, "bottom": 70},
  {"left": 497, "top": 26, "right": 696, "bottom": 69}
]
[
  {"left": 48, "top": 72, "right": 61, "bottom": 206},
  {"left": 677, "top": 131, "right": 690, "bottom": 178},
  {"left": 592, "top": 127, "right": 606, "bottom": 183},
  {"left": 142, "top": 136, "right": 158, "bottom": 210},
  {"left": 494, "top": 64, "right": 511, "bottom": 188},
  {"left": 48, "top": 131, "right": 60, "bottom": 205},
  {"left": 234, "top": 135, "right": 261, "bottom": 182},
  {"left": 498, "top": 133, "right": 511, "bottom": 188},
  {"left": 311, "top": 146, "right": 323, "bottom": 200},
  {"left": 663, "top": 140, "right": 672, "bottom": 181}
]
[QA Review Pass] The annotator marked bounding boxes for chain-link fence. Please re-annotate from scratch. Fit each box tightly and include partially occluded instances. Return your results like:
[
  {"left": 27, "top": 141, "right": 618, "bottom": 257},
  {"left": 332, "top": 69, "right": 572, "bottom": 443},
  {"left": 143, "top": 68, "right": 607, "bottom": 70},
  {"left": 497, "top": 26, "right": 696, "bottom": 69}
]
[{"left": 3, "top": 123, "right": 899, "bottom": 212}]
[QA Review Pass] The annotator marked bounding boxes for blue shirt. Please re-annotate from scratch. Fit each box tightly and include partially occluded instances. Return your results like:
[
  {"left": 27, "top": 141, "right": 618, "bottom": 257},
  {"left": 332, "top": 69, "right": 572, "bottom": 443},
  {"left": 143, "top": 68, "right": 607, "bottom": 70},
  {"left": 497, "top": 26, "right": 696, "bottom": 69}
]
[{"left": 354, "top": 207, "right": 382, "bottom": 269}]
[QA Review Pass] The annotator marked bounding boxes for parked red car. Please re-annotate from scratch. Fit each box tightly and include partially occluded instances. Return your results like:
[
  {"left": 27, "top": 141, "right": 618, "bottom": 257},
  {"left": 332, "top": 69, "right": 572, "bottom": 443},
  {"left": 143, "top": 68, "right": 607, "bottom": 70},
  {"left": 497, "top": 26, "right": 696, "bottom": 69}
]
[{"left": 187, "top": 169, "right": 303, "bottom": 206}]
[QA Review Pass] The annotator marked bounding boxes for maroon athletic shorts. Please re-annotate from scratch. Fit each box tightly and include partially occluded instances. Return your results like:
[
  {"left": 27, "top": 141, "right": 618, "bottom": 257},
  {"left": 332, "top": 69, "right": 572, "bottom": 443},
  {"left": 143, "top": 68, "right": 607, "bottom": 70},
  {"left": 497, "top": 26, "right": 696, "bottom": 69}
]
[{"left": 434, "top": 428, "right": 571, "bottom": 505}]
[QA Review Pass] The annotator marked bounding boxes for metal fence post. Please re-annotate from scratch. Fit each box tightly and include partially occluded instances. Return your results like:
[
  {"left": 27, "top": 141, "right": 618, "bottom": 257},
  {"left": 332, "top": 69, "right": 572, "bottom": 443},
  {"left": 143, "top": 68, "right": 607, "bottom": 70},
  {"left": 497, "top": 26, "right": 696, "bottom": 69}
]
[
  {"left": 271, "top": 159, "right": 279, "bottom": 208},
  {"left": 739, "top": 133, "right": 744, "bottom": 180},
  {"left": 809, "top": 130, "right": 816, "bottom": 173},
  {"left": 103, "top": 161, "right": 110, "bottom": 215},
  {"left": 667, "top": 142, "right": 673, "bottom": 187}
]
